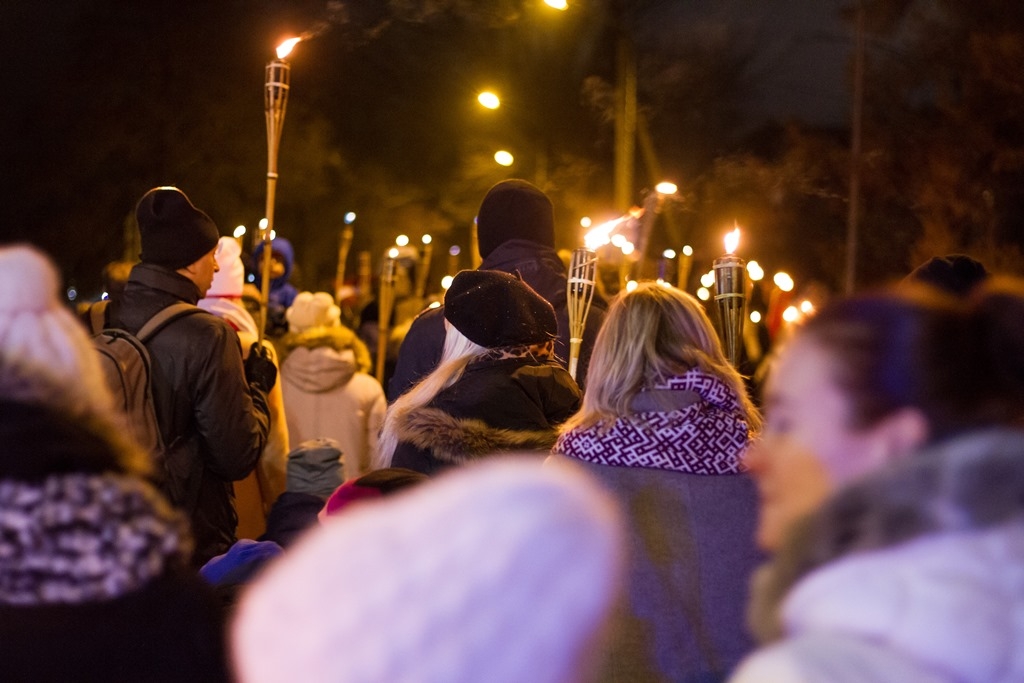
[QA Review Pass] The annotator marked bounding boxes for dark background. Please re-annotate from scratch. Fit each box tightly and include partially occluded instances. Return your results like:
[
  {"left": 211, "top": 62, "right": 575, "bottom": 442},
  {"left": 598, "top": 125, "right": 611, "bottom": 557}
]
[{"left": 3, "top": 0, "right": 1023, "bottom": 302}]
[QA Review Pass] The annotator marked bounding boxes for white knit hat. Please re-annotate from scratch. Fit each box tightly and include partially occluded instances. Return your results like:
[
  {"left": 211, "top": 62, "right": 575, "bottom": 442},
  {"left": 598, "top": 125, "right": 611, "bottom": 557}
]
[
  {"left": 286, "top": 291, "right": 341, "bottom": 333},
  {"left": 0, "top": 244, "right": 113, "bottom": 416},
  {"left": 231, "top": 458, "right": 624, "bottom": 683},
  {"left": 207, "top": 236, "right": 246, "bottom": 298}
]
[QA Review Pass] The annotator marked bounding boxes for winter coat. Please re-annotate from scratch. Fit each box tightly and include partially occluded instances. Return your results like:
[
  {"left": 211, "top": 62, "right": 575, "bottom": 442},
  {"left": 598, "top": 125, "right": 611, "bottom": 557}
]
[
  {"left": 281, "top": 326, "right": 386, "bottom": 481},
  {"left": 387, "top": 239, "right": 607, "bottom": 401},
  {"left": 199, "top": 295, "right": 291, "bottom": 535},
  {"left": 109, "top": 263, "right": 271, "bottom": 566},
  {"left": 730, "top": 428, "right": 1024, "bottom": 683},
  {"left": 390, "top": 356, "right": 581, "bottom": 475},
  {"left": 553, "top": 369, "right": 762, "bottom": 682}
]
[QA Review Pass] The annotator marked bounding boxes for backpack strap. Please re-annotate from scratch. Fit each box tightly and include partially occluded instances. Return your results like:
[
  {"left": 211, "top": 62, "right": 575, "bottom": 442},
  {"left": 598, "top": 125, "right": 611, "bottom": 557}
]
[
  {"left": 137, "top": 302, "right": 203, "bottom": 343},
  {"left": 89, "top": 299, "right": 110, "bottom": 336}
]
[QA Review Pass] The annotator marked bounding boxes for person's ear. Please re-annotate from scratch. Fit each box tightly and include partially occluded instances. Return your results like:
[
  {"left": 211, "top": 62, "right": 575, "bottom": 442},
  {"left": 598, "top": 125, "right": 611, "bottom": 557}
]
[{"left": 868, "top": 407, "right": 930, "bottom": 468}]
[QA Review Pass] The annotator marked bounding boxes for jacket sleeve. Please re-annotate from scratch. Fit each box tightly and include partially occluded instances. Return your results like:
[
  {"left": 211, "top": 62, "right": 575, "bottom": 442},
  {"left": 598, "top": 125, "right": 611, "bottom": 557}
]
[
  {"left": 387, "top": 306, "right": 446, "bottom": 402},
  {"left": 192, "top": 322, "right": 271, "bottom": 481}
]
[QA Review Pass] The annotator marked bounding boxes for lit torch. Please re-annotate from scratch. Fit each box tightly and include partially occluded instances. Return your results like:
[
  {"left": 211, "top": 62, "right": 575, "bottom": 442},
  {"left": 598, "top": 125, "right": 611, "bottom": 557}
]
[
  {"left": 714, "top": 224, "right": 745, "bottom": 367},
  {"left": 334, "top": 224, "right": 354, "bottom": 306},
  {"left": 258, "top": 36, "right": 300, "bottom": 343},
  {"left": 376, "top": 249, "right": 398, "bottom": 384},
  {"left": 415, "top": 234, "right": 433, "bottom": 299},
  {"left": 567, "top": 247, "right": 598, "bottom": 381}
]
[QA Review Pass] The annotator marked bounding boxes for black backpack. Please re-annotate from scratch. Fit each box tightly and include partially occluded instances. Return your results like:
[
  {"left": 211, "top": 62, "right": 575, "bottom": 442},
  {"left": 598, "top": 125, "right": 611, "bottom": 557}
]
[{"left": 91, "top": 300, "right": 201, "bottom": 467}]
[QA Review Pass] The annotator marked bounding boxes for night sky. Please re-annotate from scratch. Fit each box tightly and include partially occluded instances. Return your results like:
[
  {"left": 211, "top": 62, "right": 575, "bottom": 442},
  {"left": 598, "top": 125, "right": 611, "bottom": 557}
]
[{"left": 3, "top": 0, "right": 857, "bottom": 297}]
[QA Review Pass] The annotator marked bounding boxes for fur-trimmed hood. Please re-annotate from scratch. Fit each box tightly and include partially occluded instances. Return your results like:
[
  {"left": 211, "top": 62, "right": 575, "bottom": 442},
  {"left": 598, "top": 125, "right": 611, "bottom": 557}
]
[
  {"left": 748, "top": 428, "right": 1024, "bottom": 648},
  {"left": 394, "top": 406, "right": 560, "bottom": 465}
]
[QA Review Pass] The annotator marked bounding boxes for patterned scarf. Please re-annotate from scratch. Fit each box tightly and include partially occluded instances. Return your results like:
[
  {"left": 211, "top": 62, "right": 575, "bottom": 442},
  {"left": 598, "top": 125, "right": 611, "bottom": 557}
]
[
  {"left": 554, "top": 368, "right": 751, "bottom": 474},
  {"left": 0, "top": 474, "right": 190, "bottom": 605}
]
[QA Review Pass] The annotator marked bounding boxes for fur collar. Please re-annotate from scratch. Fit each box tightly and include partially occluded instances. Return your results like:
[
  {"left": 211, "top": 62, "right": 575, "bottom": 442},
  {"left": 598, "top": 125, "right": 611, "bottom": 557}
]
[
  {"left": 396, "top": 406, "right": 559, "bottom": 465},
  {"left": 749, "top": 428, "right": 1024, "bottom": 643}
]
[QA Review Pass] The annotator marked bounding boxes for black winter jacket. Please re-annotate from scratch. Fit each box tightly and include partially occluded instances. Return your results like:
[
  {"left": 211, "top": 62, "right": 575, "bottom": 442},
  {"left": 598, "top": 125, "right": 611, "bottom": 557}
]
[
  {"left": 387, "top": 239, "right": 607, "bottom": 401},
  {"left": 390, "top": 356, "right": 581, "bottom": 475},
  {"left": 110, "top": 264, "right": 271, "bottom": 566}
]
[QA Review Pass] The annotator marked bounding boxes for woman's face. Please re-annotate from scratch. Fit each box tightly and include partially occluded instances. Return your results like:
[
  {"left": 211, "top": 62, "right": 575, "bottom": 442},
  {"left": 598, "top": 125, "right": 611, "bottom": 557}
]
[{"left": 744, "top": 334, "right": 881, "bottom": 551}]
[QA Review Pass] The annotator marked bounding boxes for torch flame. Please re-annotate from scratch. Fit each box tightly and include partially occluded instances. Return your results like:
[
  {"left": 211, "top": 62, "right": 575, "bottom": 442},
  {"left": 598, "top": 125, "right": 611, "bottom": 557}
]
[
  {"left": 724, "top": 226, "right": 740, "bottom": 254},
  {"left": 276, "top": 37, "right": 301, "bottom": 59}
]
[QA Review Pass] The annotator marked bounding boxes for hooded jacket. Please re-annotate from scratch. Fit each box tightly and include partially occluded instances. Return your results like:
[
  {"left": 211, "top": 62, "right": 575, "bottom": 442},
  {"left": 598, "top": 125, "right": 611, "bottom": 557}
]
[
  {"left": 251, "top": 238, "right": 298, "bottom": 309},
  {"left": 387, "top": 240, "right": 607, "bottom": 401},
  {"left": 109, "top": 263, "right": 271, "bottom": 566},
  {"left": 281, "top": 326, "right": 385, "bottom": 480},
  {"left": 390, "top": 355, "right": 581, "bottom": 475},
  {"left": 730, "top": 429, "right": 1024, "bottom": 683}
]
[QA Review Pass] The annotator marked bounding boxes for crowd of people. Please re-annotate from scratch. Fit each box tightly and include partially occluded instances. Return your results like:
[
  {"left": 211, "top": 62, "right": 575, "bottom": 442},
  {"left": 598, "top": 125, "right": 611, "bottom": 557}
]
[{"left": 1, "top": 178, "right": 1022, "bottom": 683}]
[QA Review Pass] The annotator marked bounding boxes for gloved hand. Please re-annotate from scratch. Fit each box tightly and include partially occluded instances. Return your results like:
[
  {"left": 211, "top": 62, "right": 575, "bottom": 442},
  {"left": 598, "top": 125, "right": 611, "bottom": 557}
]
[{"left": 245, "top": 342, "right": 278, "bottom": 392}]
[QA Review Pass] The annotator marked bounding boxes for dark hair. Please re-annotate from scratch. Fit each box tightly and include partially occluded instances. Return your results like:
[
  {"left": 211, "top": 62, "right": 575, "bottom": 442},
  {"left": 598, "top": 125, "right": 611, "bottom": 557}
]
[{"left": 799, "top": 280, "right": 1024, "bottom": 441}]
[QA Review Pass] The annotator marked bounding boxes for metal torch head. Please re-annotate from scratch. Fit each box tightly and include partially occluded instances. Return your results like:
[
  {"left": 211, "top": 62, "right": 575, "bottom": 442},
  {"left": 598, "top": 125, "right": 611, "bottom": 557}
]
[{"left": 714, "top": 255, "right": 746, "bottom": 367}]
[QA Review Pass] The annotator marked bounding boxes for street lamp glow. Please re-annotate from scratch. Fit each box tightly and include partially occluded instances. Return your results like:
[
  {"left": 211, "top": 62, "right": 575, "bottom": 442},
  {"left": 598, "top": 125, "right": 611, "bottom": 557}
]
[
  {"left": 396, "top": 234, "right": 410, "bottom": 247},
  {"left": 477, "top": 91, "right": 500, "bottom": 109},
  {"left": 773, "top": 271, "right": 795, "bottom": 292},
  {"left": 422, "top": 234, "right": 432, "bottom": 245},
  {"left": 344, "top": 211, "right": 356, "bottom": 224},
  {"left": 621, "top": 242, "right": 635, "bottom": 256},
  {"left": 544, "top": 0, "right": 569, "bottom": 9},
  {"left": 682, "top": 245, "right": 693, "bottom": 256},
  {"left": 747, "top": 260, "right": 765, "bottom": 281},
  {"left": 655, "top": 181, "right": 678, "bottom": 195},
  {"left": 750, "top": 310, "right": 763, "bottom": 324},
  {"left": 580, "top": 216, "right": 592, "bottom": 228},
  {"left": 696, "top": 287, "right": 710, "bottom": 301},
  {"left": 663, "top": 249, "right": 676, "bottom": 259},
  {"left": 441, "top": 275, "right": 454, "bottom": 290},
  {"left": 269, "top": 230, "right": 277, "bottom": 241},
  {"left": 494, "top": 150, "right": 514, "bottom": 166},
  {"left": 233, "top": 225, "right": 247, "bottom": 238},
  {"left": 259, "top": 218, "right": 269, "bottom": 230},
  {"left": 625, "top": 280, "right": 638, "bottom": 292},
  {"left": 783, "top": 305, "right": 800, "bottom": 323},
  {"left": 800, "top": 300, "right": 815, "bottom": 314},
  {"left": 700, "top": 271, "right": 715, "bottom": 288},
  {"left": 388, "top": 247, "right": 400, "bottom": 259}
]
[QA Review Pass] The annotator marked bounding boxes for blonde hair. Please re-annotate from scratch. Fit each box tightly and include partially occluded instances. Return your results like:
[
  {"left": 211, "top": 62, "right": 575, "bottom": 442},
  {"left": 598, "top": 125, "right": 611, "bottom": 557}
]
[
  {"left": 561, "top": 281, "right": 761, "bottom": 433},
  {"left": 375, "top": 324, "right": 488, "bottom": 467}
]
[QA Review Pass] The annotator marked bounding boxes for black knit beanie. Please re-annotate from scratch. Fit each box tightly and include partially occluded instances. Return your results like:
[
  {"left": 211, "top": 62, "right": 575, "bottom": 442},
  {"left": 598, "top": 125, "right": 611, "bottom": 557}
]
[
  {"left": 136, "top": 187, "right": 220, "bottom": 270},
  {"left": 476, "top": 179, "right": 555, "bottom": 259},
  {"left": 905, "top": 254, "right": 989, "bottom": 297},
  {"left": 444, "top": 270, "right": 557, "bottom": 348}
]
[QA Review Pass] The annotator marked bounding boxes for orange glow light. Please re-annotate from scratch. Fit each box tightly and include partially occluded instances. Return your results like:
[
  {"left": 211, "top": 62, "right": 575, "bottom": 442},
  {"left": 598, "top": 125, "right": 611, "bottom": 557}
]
[
  {"left": 724, "top": 225, "right": 740, "bottom": 254},
  {"left": 276, "top": 38, "right": 301, "bottom": 59}
]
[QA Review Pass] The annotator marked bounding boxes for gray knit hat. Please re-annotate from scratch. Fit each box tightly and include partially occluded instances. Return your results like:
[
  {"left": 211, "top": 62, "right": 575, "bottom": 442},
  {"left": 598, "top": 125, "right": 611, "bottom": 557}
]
[{"left": 286, "top": 439, "right": 344, "bottom": 500}]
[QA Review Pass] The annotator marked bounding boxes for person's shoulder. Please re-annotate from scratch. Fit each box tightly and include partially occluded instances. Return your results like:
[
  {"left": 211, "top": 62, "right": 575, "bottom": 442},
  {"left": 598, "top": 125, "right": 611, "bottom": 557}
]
[{"left": 160, "top": 307, "right": 239, "bottom": 349}]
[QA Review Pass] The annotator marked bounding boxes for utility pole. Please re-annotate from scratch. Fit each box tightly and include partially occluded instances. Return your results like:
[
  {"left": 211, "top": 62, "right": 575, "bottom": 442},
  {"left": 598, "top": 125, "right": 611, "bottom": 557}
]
[
  {"left": 845, "top": 0, "right": 865, "bottom": 295},
  {"left": 614, "top": 30, "right": 637, "bottom": 212}
]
